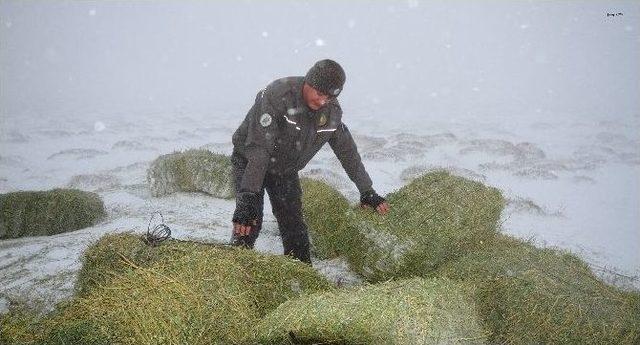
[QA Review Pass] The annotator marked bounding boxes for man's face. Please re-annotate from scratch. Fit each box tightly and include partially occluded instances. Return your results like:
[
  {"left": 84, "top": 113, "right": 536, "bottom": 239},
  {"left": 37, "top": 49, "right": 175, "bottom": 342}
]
[{"left": 303, "top": 83, "right": 331, "bottom": 111}]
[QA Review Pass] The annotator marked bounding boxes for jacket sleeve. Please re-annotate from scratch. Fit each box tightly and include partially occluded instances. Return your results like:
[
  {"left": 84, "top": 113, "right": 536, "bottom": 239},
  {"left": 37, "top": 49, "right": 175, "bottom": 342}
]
[
  {"left": 238, "top": 88, "right": 281, "bottom": 193},
  {"left": 328, "top": 122, "right": 373, "bottom": 194}
]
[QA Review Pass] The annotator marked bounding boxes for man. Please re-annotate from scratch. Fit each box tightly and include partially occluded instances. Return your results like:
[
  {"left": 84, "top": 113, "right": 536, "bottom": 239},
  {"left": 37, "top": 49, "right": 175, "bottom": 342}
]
[{"left": 230, "top": 59, "right": 390, "bottom": 264}]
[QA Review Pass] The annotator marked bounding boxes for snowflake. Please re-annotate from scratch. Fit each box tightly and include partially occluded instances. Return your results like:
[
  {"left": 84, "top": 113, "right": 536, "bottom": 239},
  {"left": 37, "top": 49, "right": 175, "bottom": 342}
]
[
  {"left": 89, "top": 9, "right": 96, "bottom": 16},
  {"left": 94, "top": 121, "right": 106, "bottom": 132},
  {"left": 315, "top": 38, "right": 325, "bottom": 47}
]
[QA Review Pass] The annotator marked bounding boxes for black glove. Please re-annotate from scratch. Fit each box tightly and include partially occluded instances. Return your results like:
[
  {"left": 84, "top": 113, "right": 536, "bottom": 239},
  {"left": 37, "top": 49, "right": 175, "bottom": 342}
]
[
  {"left": 360, "top": 190, "right": 386, "bottom": 209},
  {"left": 232, "top": 192, "right": 260, "bottom": 226}
]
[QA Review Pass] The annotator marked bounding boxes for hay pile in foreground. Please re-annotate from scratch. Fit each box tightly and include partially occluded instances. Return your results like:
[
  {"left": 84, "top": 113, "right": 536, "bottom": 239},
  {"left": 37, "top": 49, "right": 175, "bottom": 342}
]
[
  {"left": 302, "top": 171, "right": 504, "bottom": 281},
  {"left": 0, "top": 189, "right": 106, "bottom": 239},
  {"left": 436, "top": 235, "right": 640, "bottom": 344},
  {"left": 255, "top": 277, "right": 487, "bottom": 344},
  {"left": 0, "top": 233, "right": 333, "bottom": 345},
  {"left": 147, "top": 149, "right": 234, "bottom": 198}
]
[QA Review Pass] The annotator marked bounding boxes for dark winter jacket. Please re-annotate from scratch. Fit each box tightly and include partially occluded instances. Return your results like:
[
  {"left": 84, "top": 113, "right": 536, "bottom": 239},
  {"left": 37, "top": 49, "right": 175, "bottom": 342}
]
[{"left": 232, "top": 76, "right": 373, "bottom": 194}]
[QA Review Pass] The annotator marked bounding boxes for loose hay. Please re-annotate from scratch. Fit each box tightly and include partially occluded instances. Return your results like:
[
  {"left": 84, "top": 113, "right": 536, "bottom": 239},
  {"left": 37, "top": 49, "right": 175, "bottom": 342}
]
[
  {"left": 0, "top": 189, "right": 106, "bottom": 239},
  {"left": 1, "top": 233, "right": 333, "bottom": 345},
  {"left": 302, "top": 171, "right": 504, "bottom": 281},
  {"left": 436, "top": 234, "right": 640, "bottom": 344},
  {"left": 255, "top": 277, "right": 487, "bottom": 344},
  {"left": 0, "top": 304, "right": 43, "bottom": 345},
  {"left": 147, "top": 149, "right": 234, "bottom": 198}
]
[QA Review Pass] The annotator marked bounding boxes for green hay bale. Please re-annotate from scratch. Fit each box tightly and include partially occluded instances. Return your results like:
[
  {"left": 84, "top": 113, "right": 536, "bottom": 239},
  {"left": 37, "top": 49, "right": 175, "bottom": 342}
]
[
  {"left": 0, "top": 189, "right": 106, "bottom": 239},
  {"left": 300, "top": 178, "right": 352, "bottom": 259},
  {"left": 7, "top": 233, "right": 332, "bottom": 345},
  {"left": 48, "top": 253, "right": 257, "bottom": 344},
  {"left": 147, "top": 149, "right": 234, "bottom": 199},
  {"left": 76, "top": 233, "right": 334, "bottom": 306},
  {"left": 302, "top": 171, "right": 504, "bottom": 281},
  {"left": 255, "top": 277, "right": 487, "bottom": 344},
  {"left": 436, "top": 235, "right": 640, "bottom": 344}
]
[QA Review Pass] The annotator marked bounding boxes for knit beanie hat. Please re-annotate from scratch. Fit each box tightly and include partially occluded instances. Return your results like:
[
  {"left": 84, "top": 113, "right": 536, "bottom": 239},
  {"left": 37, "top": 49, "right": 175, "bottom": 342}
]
[{"left": 304, "top": 59, "right": 346, "bottom": 97}]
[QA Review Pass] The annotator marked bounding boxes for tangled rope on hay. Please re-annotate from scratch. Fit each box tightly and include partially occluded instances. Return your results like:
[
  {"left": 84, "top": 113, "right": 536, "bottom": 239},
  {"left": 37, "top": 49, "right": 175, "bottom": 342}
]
[{"left": 142, "top": 211, "right": 171, "bottom": 246}]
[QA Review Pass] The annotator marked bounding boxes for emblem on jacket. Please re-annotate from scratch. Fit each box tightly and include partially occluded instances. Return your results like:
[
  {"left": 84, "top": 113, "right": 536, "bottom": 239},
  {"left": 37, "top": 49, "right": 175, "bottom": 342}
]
[
  {"left": 317, "top": 113, "right": 328, "bottom": 127},
  {"left": 260, "top": 113, "right": 272, "bottom": 127}
]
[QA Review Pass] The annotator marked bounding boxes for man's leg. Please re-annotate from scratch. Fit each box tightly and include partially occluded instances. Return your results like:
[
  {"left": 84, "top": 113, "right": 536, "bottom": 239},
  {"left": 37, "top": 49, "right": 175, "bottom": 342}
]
[
  {"left": 230, "top": 153, "right": 264, "bottom": 248},
  {"left": 265, "top": 173, "right": 311, "bottom": 264}
]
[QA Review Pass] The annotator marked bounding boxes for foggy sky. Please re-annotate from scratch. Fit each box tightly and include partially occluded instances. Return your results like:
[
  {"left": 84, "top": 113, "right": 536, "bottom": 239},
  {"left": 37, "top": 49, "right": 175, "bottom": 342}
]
[{"left": 1, "top": 1, "right": 639, "bottom": 122}]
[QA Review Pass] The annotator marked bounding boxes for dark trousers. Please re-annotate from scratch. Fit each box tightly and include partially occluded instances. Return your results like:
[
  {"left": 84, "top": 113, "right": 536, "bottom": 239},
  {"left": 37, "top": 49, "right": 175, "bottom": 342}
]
[{"left": 230, "top": 155, "right": 311, "bottom": 264}]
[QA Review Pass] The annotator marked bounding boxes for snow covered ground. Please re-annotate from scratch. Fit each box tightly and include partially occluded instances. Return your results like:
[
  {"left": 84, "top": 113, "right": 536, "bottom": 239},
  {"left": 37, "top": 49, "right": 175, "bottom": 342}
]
[{"left": 1, "top": 1, "right": 639, "bottom": 312}]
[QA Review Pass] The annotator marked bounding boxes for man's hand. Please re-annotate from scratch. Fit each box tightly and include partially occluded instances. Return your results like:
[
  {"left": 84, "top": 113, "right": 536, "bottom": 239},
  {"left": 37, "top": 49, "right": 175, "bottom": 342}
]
[
  {"left": 233, "top": 221, "right": 257, "bottom": 236},
  {"left": 360, "top": 190, "right": 390, "bottom": 215},
  {"left": 232, "top": 192, "right": 260, "bottom": 236}
]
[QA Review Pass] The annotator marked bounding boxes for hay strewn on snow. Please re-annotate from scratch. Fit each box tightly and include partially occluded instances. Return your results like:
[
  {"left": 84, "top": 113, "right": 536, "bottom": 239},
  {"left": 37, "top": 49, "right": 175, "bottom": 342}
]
[
  {"left": 0, "top": 189, "right": 106, "bottom": 239},
  {"left": 302, "top": 171, "right": 504, "bottom": 281},
  {"left": 147, "top": 149, "right": 234, "bottom": 198},
  {"left": 255, "top": 277, "right": 487, "bottom": 344},
  {"left": 2, "top": 172, "right": 637, "bottom": 345},
  {"left": 436, "top": 234, "right": 640, "bottom": 344},
  {"left": 0, "top": 233, "right": 333, "bottom": 345}
]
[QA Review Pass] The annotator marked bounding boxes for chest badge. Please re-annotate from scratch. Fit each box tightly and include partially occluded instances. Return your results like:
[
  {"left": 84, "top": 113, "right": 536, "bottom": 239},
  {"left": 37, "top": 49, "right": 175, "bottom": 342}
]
[
  {"left": 317, "top": 113, "right": 328, "bottom": 127},
  {"left": 260, "top": 113, "right": 272, "bottom": 127}
]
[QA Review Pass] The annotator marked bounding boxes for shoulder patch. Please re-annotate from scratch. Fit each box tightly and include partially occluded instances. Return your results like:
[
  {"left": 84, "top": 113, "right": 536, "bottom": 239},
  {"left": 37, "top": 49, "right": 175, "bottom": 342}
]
[
  {"left": 317, "top": 113, "right": 328, "bottom": 127},
  {"left": 260, "top": 113, "right": 272, "bottom": 127}
]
